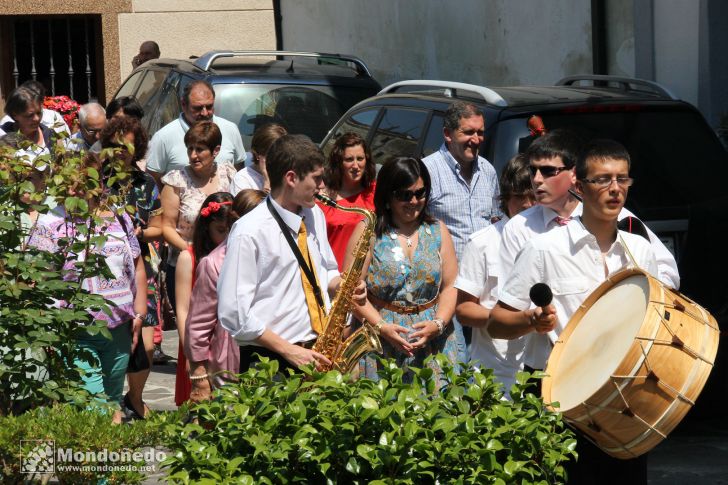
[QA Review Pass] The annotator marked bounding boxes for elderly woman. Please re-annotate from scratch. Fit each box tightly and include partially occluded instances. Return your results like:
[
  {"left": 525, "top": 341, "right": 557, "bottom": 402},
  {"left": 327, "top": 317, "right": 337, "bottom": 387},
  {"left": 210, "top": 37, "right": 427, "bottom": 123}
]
[
  {"left": 346, "top": 157, "right": 458, "bottom": 390},
  {"left": 230, "top": 123, "right": 287, "bottom": 195},
  {"left": 0, "top": 86, "right": 54, "bottom": 162},
  {"left": 319, "top": 132, "right": 377, "bottom": 271}
]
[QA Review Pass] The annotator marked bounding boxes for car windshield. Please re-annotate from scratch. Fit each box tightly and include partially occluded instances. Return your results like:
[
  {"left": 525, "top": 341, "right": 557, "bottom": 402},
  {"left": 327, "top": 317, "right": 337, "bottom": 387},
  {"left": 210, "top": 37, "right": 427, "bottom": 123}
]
[{"left": 213, "top": 83, "right": 375, "bottom": 147}]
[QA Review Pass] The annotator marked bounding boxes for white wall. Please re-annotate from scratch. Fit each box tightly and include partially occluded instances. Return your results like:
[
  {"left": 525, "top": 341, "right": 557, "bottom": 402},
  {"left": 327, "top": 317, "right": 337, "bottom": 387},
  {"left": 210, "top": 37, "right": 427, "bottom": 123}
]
[
  {"left": 653, "top": 0, "right": 699, "bottom": 106},
  {"left": 118, "top": 0, "right": 276, "bottom": 82},
  {"left": 279, "top": 0, "right": 593, "bottom": 88}
]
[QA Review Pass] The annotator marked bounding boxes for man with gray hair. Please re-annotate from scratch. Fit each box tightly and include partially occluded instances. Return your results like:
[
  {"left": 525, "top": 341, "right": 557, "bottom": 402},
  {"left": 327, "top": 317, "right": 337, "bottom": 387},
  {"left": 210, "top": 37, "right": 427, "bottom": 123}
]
[{"left": 65, "top": 102, "right": 106, "bottom": 152}]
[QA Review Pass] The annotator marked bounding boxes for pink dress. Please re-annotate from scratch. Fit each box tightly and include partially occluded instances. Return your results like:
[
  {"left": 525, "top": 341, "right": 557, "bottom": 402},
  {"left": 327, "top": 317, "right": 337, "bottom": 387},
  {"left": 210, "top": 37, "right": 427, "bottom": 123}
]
[{"left": 184, "top": 242, "right": 240, "bottom": 387}]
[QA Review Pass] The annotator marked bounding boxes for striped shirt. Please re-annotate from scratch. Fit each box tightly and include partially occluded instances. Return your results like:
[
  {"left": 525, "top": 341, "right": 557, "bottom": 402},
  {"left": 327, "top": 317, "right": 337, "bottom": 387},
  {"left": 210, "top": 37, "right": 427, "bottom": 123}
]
[{"left": 423, "top": 144, "right": 501, "bottom": 259}]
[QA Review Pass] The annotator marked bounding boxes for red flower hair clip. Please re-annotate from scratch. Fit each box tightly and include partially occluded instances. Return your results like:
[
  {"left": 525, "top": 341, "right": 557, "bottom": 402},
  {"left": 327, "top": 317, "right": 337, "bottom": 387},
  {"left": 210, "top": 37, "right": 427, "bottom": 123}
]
[{"left": 200, "top": 200, "right": 232, "bottom": 217}]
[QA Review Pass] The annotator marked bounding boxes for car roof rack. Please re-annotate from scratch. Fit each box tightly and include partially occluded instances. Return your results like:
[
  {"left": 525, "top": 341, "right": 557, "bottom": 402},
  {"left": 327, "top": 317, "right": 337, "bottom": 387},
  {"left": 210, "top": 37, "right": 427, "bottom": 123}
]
[
  {"left": 555, "top": 75, "right": 678, "bottom": 100},
  {"left": 193, "top": 50, "right": 373, "bottom": 77},
  {"left": 379, "top": 80, "right": 508, "bottom": 107}
]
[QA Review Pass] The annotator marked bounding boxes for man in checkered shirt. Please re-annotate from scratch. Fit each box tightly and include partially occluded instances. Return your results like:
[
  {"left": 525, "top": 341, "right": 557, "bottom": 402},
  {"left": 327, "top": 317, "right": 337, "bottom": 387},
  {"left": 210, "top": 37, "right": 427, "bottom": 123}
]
[{"left": 423, "top": 101, "right": 501, "bottom": 361}]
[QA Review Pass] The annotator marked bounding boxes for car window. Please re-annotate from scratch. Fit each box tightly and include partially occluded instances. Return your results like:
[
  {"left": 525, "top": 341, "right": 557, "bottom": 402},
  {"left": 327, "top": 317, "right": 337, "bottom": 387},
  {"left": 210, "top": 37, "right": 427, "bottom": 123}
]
[
  {"left": 321, "top": 108, "right": 381, "bottom": 161},
  {"left": 421, "top": 113, "right": 444, "bottom": 158},
  {"left": 148, "top": 74, "right": 183, "bottom": 135},
  {"left": 213, "top": 84, "right": 375, "bottom": 147},
  {"left": 491, "top": 107, "right": 727, "bottom": 213},
  {"left": 134, "top": 69, "right": 168, "bottom": 109},
  {"left": 369, "top": 108, "right": 429, "bottom": 166},
  {"left": 115, "top": 71, "right": 144, "bottom": 99}
]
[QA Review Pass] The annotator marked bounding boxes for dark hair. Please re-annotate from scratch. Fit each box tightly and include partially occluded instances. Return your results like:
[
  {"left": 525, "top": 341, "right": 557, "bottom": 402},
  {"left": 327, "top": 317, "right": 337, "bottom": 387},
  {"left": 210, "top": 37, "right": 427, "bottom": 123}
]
[
  {"left": 182, "top": 80, "right": 215, "bottom": 106},
  {"left": 192, "top": 192, "right": 234, "bottom": 262},
  {"left": 525, "top": 128, "right": 584, "bottom": 169},
  {"left": 4, "top": 86, "right": 43, "bottom": 117},
  {"left": 141, "top": 40, "right": 160, "bottom": 57},
  {"left": 325, "top": 132, "right": 375, "bottom": 191},
  {"left": 20, "top": 80, "right": 47, "bottom": 98},
  {"left": 106, "top": 96, "right": 144, "bottom": 120},
  {"left": 266, "top": 134, "right": 325, "bottom": 191},
  {"left": 373, "top": 157, "right": 435, "bottom": 237},
  {"left": 229, "top": 189, "right": 266, "bottom": 227},
  {"left": 576, "top": 139, "right": 632, "bottom": 180},
  {"left": 99, "top": 115, "right": 148, "bottom": 163},
  {"left": 498, "top": 154, "right": 534, "bottom": 216},
  {"left": 251, "top": 123, "right": 287, "bottom": 161},
  {"left": 184, "top": 120, "right": 222, "bottom": 151},
  {"left": 444, "top": 101, "right": 484, "bottom": 131}
]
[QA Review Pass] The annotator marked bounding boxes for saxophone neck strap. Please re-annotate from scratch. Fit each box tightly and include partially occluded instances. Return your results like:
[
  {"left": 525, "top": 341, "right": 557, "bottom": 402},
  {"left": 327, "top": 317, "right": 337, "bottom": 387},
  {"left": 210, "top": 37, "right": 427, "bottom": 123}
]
[{"left": 266, "top": 198, "right": 325, "bottom": 308}]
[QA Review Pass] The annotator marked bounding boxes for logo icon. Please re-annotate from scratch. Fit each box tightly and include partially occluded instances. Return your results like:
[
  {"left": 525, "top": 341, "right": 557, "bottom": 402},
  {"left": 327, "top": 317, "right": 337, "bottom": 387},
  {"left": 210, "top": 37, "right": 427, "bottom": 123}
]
[{"left": 21, "top": 440, "right": 55, "bottom": 474}]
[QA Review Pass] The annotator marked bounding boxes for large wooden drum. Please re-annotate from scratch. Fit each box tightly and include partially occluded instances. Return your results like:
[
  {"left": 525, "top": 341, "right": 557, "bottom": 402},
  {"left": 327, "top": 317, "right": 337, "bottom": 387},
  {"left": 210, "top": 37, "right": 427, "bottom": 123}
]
[{"left": 542, "top": 269, "right": 720, "bottom": 459}]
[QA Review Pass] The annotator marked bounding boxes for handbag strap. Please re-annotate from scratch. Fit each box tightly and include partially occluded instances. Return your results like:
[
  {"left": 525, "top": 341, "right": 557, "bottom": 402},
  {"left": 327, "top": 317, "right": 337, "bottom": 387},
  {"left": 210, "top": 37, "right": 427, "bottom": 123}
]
[{"left": 266, "top": 198, "right": 325, "bottom": 308}]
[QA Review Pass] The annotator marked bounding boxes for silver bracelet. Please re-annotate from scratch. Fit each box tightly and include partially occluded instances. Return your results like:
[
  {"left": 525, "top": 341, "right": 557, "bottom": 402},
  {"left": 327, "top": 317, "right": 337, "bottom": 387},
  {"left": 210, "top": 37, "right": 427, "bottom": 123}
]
[{"left": 432, "top": 318, "right": 445, "bottom": 336}]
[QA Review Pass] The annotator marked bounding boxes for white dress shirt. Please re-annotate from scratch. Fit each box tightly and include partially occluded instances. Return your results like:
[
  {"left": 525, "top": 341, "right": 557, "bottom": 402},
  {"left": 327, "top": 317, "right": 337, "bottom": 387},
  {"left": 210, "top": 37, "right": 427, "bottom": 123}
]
[
  {"left": 218, "top": 197, "right": 340, "bottom": 346},
  {"left": 498, "top": 217, "right": 659, "bottom": 369},
  {"left": 454, "top": 218, "right": 525, "bottom": 394},
  {"left": 499, "top": 203, "right": 679, "bottom": 289}
]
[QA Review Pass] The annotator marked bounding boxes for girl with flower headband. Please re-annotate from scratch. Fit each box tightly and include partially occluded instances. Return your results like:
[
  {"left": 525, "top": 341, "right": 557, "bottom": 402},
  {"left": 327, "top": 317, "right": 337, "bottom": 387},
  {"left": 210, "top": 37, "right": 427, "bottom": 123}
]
[
  {"left": 173, "top": 192, "right": 233, "bottom": 405},
  {"left": 186, "top": 189, "right": 267, "bottom": 401}
]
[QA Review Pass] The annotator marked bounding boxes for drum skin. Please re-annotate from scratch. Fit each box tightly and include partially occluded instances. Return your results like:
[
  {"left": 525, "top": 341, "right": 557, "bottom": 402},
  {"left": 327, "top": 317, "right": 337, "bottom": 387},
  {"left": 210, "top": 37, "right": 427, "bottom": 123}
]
[{"left": 542, "top": 269, "right": 720, "bottom": 459}]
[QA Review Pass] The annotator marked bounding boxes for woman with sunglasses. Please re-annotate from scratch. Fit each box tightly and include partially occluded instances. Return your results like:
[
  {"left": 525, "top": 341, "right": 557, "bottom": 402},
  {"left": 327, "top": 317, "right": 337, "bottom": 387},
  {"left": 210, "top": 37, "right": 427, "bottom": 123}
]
[
  {"left": 319, "top": 132, "right": 377, "bottom": 271},
  {"left": 345, "top": 157, "right": 459, "bottom": 389}
]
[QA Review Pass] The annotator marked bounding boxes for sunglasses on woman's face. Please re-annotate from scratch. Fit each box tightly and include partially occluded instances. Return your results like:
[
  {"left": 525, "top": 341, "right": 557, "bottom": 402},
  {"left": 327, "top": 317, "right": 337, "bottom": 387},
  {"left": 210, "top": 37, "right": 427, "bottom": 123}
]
[{"left": 393, "top": 187, "right": 427, "bottom": 202}]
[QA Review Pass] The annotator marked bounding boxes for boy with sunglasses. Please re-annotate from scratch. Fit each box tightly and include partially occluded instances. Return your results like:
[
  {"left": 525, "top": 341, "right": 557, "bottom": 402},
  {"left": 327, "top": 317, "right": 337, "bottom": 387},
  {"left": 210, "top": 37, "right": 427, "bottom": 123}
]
[{"left": 490, "top": 139, "right": 658, "bottom": 484}]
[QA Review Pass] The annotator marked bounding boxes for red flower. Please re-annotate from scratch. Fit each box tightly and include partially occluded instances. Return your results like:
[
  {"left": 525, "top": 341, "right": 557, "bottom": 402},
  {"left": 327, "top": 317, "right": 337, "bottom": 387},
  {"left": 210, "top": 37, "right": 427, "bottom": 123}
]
[
  {"left": 200, "top": 200, "right": 232, "bottom": 217},
  {"left": 43, "top": 95, "right": 81, "bottom": 126}
]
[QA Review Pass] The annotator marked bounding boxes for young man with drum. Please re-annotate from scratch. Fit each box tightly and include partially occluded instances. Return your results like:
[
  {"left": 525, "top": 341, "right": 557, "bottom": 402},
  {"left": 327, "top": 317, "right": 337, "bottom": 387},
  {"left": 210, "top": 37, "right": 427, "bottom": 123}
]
[
  {"left": 497, "top": 129, "right": 678, "bottom": 374},
  {"left": 490, "top": 139, "right": 658, "bottom": 484}
]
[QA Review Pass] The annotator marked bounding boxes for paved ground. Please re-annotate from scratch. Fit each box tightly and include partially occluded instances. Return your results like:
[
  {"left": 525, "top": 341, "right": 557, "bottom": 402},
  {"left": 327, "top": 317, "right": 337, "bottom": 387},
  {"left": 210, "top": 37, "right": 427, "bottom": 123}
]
[{"left": 137, "top": 330, "right": 728, "bottom": 484}]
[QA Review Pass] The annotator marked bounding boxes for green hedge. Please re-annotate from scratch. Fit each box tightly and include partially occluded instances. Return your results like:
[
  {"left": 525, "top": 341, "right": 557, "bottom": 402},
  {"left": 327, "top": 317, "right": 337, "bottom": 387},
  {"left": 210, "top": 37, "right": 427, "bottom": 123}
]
[
  {"left": 159, "top": 356, "right": 576, "bottom": 484},
  {"left": 0, "top": 403, "right": 162, "bottom": 484}
]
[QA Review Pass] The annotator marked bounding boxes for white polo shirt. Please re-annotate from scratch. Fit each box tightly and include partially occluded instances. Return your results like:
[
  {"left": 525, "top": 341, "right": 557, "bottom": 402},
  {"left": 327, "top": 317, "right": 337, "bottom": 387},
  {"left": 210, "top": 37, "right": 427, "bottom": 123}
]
[{"left": 146, "top": 114, "right": 245, "bottom": 175}]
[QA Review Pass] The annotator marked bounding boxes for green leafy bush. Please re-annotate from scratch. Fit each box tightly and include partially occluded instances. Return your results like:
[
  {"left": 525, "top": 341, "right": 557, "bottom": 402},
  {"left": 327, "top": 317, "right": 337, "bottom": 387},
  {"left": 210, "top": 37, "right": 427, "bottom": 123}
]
[
  {"left": 159, "top": 356, "right": 576, "bottom": 484},
  {"left": 0, "top": 139, "right": 132, "bottom": 414},
  {"left": 0, "top": 403, "right": 163, "bottom": 484}
]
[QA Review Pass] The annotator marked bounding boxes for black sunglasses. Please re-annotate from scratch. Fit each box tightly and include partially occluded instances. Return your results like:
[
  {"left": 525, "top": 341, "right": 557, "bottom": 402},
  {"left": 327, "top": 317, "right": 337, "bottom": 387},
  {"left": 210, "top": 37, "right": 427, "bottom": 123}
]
[
  {"left": 528, "top": 165, "right": 569, "bottom": 178},
  {"left": 393, "top": 187, "right": 427, "bottom": 202}
]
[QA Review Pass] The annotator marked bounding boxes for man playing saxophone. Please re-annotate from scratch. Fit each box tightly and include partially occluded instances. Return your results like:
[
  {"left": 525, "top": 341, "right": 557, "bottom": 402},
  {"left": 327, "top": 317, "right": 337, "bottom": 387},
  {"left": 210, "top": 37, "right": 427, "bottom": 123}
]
[{"left": 218, "top": 134, "right": 366, "bottom": 373}]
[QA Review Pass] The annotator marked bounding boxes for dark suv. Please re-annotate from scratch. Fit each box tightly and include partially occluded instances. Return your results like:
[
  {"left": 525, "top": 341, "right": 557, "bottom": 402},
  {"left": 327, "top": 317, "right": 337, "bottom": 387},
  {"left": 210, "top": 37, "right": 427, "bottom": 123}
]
[
  {"left": 321, "top": 76, "right": 728, "bottom": 414},
  {"left": 112, "top": 50, "right": 381, "bottom": 147}
]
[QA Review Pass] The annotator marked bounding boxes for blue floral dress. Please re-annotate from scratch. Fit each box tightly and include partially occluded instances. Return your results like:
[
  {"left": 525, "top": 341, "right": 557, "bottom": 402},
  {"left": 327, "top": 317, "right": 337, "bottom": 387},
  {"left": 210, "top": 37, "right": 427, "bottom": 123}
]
[{"left": 358, "top": 221, "right": 458, "bottom": 389}]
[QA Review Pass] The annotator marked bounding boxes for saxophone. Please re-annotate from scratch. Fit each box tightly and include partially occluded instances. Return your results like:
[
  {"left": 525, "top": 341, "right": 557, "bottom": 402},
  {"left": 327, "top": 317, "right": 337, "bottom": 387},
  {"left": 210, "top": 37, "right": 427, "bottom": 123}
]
[{"left": 312, "top": 193, "right": 383, "bottom": 373}]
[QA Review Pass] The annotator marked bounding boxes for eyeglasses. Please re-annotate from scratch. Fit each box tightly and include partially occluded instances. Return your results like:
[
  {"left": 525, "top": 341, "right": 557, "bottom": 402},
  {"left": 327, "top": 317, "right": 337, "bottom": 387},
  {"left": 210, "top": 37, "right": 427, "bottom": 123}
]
[
  {"left": 529, "top": 165, "right": 570, "bottom": 178},
  {"left": 393, "top": 187, "right": 427, "bottom": 202},
  {"left": 581, "top": 176, "right": 634, "bottom": 190},
  {"left": 82, "top": 127, "right": 102, "bottom": 135}
]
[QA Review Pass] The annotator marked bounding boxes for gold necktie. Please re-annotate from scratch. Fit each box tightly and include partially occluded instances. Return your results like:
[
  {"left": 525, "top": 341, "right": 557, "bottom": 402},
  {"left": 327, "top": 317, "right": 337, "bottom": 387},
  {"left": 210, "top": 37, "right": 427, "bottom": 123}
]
[{"left": 298, "top": 221, "right": 326, "bottom": 334}]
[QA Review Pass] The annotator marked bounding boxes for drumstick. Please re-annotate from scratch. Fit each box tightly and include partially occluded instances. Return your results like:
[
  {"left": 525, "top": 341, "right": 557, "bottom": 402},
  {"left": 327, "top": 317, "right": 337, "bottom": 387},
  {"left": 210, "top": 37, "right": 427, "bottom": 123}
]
[{"left": 530, "top": 283, "right": 559, "bottom": 344}]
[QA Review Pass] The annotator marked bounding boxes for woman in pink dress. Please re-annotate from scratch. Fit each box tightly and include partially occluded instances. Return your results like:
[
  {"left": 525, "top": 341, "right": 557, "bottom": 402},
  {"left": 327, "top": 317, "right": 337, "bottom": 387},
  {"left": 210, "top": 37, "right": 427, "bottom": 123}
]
[{"left": 318, "top": 132, "right": 377, "bottom": 271}]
